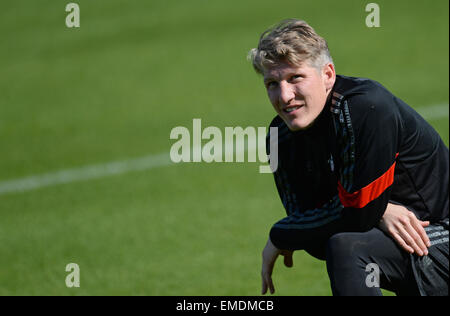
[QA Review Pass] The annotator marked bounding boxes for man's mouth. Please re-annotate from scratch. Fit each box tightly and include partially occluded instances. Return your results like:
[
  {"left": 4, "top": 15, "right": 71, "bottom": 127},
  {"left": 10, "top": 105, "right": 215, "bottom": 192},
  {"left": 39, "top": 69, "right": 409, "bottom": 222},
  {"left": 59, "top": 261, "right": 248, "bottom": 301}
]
[{"left": 283, "top": 105, "right": 303, "bottom": 114}]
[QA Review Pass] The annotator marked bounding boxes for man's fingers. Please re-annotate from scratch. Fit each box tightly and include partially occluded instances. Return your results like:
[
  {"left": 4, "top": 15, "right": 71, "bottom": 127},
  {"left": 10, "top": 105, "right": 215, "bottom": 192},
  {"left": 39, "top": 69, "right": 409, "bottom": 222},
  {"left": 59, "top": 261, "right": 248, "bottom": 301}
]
[
  {"left": 404, "top": 216, "right": 430, "bottom": 254},
  {"left": 261, "top": 260, "right": 275, "bottom": 295},
  {"left": 283, "top": 253, "right": 293, "bottom": 268},
  {"left": 262, "top": 278, "right": 267, "bottom": 295},
  {"left": 261, "top": 267, "right": 273, "bottom": 295},
  {"left": 268, "top": 277, "right": 275, "bottom": 294},
  {"left": 391, "top": 231, "right": 415, "bottom": 254},
  {"left": 407, "top": 213, "right": 431, "bottom": 251},
  {"left": 420, "top": 221, "right": 431, "bottom": 247},
  {"left": 397, "top": 224, "right": 425, "bottom": 256},
  {"left": 261, "top": 271, "right": 270, "bottom": 295},
  {"left": 405, "top": 224, "right": 428, "bottom": 255},
  {"left": 382, "top": 205, "right": 432, "bottom": 257},
  {"left": 261, "top": 274, "right": 275, "bottom": 295},
  {"left": 413, "top": 220, "right": 431, "bottom": 248}
]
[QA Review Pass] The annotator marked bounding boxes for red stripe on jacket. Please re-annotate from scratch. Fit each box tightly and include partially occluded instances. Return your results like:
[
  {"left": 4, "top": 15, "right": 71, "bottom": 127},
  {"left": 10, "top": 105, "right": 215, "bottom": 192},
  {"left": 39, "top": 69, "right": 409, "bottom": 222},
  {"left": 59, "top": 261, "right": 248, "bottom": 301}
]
[{"left": 338, "top": 154, "right": 399, "bottom": 209}]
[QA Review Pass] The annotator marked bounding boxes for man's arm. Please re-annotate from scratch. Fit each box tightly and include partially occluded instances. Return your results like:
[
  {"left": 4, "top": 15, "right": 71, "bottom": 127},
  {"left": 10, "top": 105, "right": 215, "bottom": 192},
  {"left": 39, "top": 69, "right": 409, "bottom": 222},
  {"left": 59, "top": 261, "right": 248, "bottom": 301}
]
[
  {"left": 335, "top": 91, "right": 401, "bottom": 232},
  {"left": 331, "top": 89, "right": 431, "bottom": 255}
]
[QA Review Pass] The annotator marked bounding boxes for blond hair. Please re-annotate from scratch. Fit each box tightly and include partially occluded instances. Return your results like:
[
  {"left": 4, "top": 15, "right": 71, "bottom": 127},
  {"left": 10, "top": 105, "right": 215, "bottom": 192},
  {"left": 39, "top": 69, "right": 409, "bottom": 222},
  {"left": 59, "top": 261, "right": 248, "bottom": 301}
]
[{"left": 248, "top": 19, "right": 333, "bottom": 74}]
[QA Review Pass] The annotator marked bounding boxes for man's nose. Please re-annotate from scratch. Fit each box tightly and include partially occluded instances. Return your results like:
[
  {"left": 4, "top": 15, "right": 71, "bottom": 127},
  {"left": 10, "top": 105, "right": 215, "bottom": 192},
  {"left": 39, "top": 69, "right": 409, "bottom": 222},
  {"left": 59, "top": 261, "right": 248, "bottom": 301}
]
[{"left": 279, "top": 81, "right": 295, "bottom": 105}]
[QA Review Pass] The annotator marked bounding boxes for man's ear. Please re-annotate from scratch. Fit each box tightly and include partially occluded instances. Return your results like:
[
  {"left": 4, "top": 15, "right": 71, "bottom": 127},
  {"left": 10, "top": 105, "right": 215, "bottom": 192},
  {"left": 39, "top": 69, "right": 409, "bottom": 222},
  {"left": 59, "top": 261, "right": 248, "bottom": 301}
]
[{"left": 323, "top": 63, "right": 336, "bottom": 90}]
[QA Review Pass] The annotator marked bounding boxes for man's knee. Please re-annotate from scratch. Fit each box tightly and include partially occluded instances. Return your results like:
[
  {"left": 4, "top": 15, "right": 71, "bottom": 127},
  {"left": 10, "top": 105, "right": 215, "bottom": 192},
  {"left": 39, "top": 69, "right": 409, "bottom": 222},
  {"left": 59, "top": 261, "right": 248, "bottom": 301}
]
[
  {"left": 326, "top": 232, "right": 370, "bottom": 265},
  {"left": 326, "top": 233, "right": 354, "bottom": 259}
]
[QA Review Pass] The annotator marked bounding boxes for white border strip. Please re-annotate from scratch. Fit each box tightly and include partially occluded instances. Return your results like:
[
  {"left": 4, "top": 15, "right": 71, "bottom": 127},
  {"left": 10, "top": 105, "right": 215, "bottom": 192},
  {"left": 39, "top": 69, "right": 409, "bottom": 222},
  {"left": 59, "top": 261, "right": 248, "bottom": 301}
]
[{"left": 0, "top": 103, "right": 448, "bottom": 196}]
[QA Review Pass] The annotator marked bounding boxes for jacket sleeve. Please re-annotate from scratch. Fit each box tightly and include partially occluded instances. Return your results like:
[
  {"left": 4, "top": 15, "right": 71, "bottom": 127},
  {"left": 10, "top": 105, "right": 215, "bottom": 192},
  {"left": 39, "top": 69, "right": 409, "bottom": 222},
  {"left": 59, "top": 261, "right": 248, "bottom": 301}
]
[
  {"left": 269, "top": 193, "right": 346, "bottom": 251},
  {"left": 267, "top": 140, "right": 346, "bottom": 251},
  {"left": 335, "top": 89, "right": 401, "bottom": 232}
]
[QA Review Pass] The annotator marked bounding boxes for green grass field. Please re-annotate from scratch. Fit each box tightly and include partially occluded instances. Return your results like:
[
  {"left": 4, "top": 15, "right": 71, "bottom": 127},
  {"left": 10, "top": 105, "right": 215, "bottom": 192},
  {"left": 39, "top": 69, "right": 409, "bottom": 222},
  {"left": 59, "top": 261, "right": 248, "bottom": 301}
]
[{"left": 0, "top": 0, "right": 448, "bottom": 295}]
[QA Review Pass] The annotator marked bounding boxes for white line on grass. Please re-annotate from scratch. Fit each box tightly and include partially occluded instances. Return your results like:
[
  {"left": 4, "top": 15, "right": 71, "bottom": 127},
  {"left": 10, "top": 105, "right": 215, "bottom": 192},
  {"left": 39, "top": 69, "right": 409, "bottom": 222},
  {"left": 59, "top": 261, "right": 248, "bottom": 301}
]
[
  {"left": 0, "top": 153, "right": 171, "bottom": 195},
  {"left": 418, "top": 103, "right": 449, "bottom": 121},
  {"left": 0, "top": 103, "right": 448, "bottom": 196}
]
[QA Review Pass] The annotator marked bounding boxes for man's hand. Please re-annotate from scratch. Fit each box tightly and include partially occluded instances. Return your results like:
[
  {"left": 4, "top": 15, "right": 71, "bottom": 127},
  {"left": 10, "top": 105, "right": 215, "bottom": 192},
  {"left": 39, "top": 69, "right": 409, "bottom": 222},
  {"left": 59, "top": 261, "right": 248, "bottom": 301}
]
[
  {"left": 379, "top": 203, "right": 431, "bottom": 256},
  {"left": 261, "top": 238, "right": 293, "bottom": 295}
]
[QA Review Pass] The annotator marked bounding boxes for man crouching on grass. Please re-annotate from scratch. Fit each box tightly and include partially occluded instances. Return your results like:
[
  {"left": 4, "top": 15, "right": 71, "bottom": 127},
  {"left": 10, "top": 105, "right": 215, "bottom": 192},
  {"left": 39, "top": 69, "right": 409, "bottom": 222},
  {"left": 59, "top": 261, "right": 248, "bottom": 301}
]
[{"left": 248, "top": 19, "right": 448, "bottom": 296}]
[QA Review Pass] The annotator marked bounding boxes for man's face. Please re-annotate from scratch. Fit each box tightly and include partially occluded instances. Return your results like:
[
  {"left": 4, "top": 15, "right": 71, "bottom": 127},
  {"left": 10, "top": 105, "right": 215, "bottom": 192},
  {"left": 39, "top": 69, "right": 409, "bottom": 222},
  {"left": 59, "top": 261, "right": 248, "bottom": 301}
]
[{"left": 263, "top": 61, "right": 335, "bottom": 131}]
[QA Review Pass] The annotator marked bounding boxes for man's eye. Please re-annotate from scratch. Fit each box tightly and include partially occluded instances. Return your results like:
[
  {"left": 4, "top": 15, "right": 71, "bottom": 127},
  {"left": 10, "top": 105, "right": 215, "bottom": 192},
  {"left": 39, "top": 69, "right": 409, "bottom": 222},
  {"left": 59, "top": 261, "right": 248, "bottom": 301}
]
[
  {"left": 266, "top": 81, "right": 278, "bottom": 88},
  {"left": 291, "top": 75, "right": 302, "bottom": 81}
]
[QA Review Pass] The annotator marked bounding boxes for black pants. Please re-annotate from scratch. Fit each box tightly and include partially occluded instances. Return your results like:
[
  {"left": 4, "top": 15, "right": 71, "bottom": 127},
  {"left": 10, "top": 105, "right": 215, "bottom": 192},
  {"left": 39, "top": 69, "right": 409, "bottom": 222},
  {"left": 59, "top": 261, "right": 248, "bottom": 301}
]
[{"left": 324, "top": 228, "right": 422, "bottom": 296}]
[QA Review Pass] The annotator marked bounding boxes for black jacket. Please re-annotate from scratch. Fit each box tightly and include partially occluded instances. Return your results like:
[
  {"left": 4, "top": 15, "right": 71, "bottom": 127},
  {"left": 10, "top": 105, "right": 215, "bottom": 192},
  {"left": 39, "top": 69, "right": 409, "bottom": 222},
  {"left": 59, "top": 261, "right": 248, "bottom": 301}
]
[{"left": 267, "top": 75, "right": 449, "bottom": 253}]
